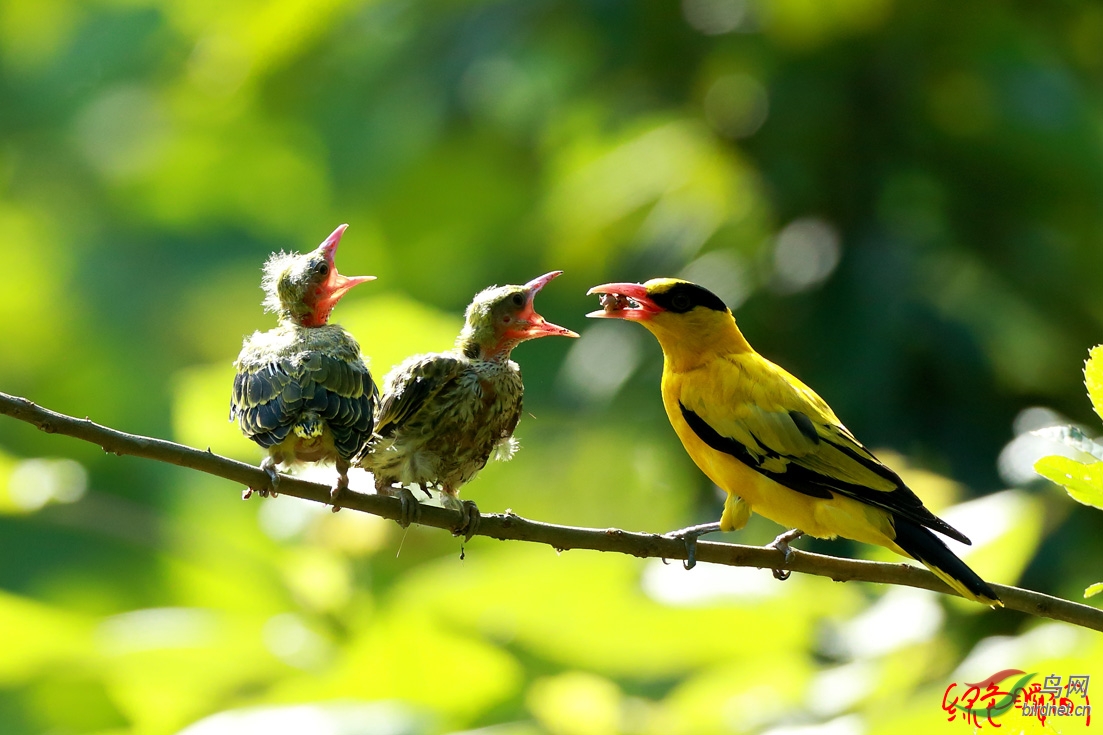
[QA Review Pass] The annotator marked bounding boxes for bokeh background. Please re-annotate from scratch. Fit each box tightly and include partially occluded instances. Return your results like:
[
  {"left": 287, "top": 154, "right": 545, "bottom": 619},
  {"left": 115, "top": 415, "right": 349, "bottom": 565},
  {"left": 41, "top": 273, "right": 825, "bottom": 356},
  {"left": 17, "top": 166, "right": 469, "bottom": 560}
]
[{"left": 2, "top": 0, "right": 1103, "bottom": 733}]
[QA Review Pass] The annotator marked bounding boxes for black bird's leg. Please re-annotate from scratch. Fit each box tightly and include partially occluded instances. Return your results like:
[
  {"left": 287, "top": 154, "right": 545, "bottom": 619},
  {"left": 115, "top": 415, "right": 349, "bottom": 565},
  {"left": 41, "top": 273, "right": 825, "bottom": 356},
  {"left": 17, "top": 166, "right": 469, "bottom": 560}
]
[
  {"left": 665, "top": 522, "right": 723, "bottom": 570},
  {"left": 767, "top": 528, "right": 804, "bottom": 580}
]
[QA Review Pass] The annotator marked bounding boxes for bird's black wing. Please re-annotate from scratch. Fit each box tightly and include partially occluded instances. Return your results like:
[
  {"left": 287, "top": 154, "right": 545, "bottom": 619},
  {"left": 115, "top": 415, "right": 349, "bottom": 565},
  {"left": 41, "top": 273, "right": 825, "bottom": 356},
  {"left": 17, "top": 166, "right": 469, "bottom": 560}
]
[{"left": 678, "top": 402, "right": 970, "bottom": 544}]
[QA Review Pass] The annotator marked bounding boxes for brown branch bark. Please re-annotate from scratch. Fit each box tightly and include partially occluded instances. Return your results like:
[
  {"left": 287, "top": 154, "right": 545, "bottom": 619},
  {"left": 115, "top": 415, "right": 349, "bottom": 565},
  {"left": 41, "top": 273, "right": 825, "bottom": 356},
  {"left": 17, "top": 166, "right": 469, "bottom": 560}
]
[{"left": 2, "top": 390, "right": 1100, "bottom": 632}]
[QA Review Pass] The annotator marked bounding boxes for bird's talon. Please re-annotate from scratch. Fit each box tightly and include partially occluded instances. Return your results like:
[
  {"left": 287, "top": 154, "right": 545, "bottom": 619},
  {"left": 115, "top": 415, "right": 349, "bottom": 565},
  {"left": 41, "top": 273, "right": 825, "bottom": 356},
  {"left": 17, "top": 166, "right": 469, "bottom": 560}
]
[
  {"left": 330, "top": 472, "right": 350, "bottom": 511},
  {"left": 766, "top": 529, "right": 803, "bottom": 581},
  {"left": 766, "top": 528, "right": 804, "bottom": 559},
  {"left": 258, "top": 459, "right": 281, "bottom": 498},
  {"left": 453, "top": 500, "right": 481, "bottom": 541},
  {"left": 394, "top": 486, "right": 422, "bottom": 528},
  {"left": 664, "top": 521, "right": 722, "bottom": 571}
]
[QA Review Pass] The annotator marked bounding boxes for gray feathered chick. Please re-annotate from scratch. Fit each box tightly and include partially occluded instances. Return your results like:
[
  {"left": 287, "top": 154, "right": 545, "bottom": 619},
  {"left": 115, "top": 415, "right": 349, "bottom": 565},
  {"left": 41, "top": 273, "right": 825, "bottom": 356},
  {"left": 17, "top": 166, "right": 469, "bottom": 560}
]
[{"left": 231, "top": 224, "right": 377, "bottom": 501}]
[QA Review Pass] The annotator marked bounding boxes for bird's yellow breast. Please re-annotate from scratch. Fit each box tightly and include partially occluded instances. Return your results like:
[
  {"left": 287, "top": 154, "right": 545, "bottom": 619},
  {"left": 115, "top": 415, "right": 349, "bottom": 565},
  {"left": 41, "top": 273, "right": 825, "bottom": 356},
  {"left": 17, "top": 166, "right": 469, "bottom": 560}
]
[{"left": 659, "top": 358, "right": 898, "bottom": 549}]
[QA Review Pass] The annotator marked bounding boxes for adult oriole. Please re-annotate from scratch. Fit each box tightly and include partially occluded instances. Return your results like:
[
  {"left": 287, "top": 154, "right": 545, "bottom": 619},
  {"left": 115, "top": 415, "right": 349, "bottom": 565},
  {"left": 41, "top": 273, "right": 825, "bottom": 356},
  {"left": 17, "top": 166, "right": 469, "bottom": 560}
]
[{"left": 587, "top": 277, "right": 1000, "bottom": 606}]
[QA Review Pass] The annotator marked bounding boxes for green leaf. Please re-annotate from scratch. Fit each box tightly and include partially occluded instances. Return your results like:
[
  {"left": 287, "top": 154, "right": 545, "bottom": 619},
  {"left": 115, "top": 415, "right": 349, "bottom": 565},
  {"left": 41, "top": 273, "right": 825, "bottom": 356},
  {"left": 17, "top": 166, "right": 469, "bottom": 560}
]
[
  {"left": 1086, "top": 345, "right": 1103, "bottom": 424},
  {"left": 1034, "top": 455, "right": 1103, "bottom": 509},
  {"left": 1085, "top": 583, "right": 1103, "bottom": 599}
]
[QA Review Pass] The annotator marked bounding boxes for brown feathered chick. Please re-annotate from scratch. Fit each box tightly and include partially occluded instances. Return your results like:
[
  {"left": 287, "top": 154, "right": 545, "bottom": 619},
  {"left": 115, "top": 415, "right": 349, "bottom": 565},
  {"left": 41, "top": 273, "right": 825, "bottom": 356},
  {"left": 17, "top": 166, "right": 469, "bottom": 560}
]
[
  {"left": 358, "top": 271, "right": 578, "bottom": 538},
  {"left": 231, "top": 224, "right": 378, "bottom": 501}
]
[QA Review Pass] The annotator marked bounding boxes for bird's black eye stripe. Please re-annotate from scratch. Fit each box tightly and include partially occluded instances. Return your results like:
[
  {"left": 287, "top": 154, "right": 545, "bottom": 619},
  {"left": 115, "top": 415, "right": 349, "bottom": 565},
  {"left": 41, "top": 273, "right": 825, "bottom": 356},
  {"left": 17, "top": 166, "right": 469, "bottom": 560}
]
[{"left": 651, "top": 283, "right": 728, "bottom": 313}]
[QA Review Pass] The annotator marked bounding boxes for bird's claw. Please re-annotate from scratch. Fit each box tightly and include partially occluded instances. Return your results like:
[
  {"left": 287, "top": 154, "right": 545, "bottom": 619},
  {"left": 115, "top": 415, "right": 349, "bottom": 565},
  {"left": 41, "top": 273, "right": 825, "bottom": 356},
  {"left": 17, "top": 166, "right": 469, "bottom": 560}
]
[
  {"left": 244, "top": 459, "right": 282, "bottom": 500},
  {"left": 329, "top": 472, "right": 350, "bottom": 512},
  {"left": 451, "top": 499, "right": 481, "bottom": 542},
  {"left": 396, "top": 486, "right": 422, "bottom": 528},
  {"left": 259, "top": 458, "right": 281, "bottom": 498},
  {"left": 767, "top": 528, "right": 804, "bottom": 581},
  {"left": 664, "top": 522, "right": 722, "bottom": 570}
]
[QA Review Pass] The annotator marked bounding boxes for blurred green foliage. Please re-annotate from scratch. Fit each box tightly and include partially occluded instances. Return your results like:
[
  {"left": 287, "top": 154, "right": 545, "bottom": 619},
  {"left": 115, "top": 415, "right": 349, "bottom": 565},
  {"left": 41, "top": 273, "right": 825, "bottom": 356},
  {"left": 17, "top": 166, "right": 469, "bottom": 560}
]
[{"left": 2, "top": 0, "right": 1103, "bottom": 733}]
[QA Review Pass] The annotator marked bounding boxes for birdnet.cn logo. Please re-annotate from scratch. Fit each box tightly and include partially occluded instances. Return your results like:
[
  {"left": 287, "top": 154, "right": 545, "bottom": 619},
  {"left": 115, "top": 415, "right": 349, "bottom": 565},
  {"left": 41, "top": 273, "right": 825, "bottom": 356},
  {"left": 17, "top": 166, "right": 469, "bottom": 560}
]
[{"left": 942, "top": 669, "right": 1091, "bottom": 728}]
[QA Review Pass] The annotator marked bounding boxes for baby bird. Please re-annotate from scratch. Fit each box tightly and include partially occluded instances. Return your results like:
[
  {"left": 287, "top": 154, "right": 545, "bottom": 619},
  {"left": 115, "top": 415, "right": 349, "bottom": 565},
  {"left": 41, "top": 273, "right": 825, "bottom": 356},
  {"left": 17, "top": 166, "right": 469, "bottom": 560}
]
[
  {"left": 359, "top": 271, "right": 577, "bottom": 538},
  {"left": 231, "top": 224, "right": 378, "bottom": 501}
]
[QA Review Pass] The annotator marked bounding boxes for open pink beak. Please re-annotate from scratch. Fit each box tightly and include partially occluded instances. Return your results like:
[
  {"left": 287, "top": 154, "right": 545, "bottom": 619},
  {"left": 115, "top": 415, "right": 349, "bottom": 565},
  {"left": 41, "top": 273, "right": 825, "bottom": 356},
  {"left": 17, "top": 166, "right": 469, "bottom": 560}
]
[
  {"left": 510, "top": 271, "right": 579, "bottom": 340},
  {"left": 304, "top": 220, "right": 377, "bottom": 324},
  {"left": 310, "top": 224, "right": 375, "bottom": 323},
  {"left": 586, "top": 282, "right": 661, "bottom": 321}
]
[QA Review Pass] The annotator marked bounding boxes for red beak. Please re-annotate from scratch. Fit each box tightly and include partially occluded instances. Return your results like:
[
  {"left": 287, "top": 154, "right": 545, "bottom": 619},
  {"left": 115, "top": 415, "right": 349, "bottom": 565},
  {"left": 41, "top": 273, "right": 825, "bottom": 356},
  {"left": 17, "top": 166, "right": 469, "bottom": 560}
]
[
  {"left": 311, "top": 224, "right": 375, "bottom": 322},
  {"left": 509, "top": 271, "right": 579, "bottom": 341},
  {"left": 586, "top": 282, "right": 661, "bottom": 321}
]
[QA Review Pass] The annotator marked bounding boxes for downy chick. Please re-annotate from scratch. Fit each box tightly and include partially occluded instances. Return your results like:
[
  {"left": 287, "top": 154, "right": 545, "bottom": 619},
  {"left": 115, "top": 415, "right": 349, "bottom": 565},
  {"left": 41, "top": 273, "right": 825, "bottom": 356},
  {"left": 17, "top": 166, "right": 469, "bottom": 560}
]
[
  {"left": 360, "top": 271, "right": 577, "bottom": 537},
  {"left": 231, "top": 224, "right": 378, "bottom": 502}
]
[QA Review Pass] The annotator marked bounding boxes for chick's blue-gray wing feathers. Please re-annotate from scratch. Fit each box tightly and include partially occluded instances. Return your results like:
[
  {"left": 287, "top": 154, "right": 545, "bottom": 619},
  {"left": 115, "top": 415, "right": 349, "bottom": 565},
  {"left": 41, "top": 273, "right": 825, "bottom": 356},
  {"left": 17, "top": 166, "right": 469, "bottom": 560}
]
[{"left": 231, "top": 353, "right": 377, "bottom": 460}]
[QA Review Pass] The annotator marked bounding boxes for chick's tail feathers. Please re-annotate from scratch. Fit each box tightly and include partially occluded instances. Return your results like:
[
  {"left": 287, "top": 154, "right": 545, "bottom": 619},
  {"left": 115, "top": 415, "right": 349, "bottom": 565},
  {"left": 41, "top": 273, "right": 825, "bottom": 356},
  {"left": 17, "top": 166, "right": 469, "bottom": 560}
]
[
  {"left": 293, "top": 414, "right": 324, "bottom": 440},
  {"left": 892, "top": 516, "right": 1002, "bottom": 607}
]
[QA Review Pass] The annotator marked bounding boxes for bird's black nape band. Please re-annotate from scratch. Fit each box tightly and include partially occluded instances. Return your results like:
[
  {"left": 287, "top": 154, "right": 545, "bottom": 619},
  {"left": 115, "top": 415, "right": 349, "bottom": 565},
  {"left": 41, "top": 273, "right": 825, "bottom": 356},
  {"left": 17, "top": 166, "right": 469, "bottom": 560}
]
[{"left": 650, "top": 282, "right": 729, "bottom": 314}]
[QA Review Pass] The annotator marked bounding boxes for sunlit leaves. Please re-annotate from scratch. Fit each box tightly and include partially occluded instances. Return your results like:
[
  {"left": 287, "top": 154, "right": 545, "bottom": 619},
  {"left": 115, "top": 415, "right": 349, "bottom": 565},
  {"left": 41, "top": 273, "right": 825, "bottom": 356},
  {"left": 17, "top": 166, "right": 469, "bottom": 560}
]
[
  {"left": 1033, "top": 347, "right": 1103, "bottom": 509},
  {"left": 1086, "top": 345, "right": 1103, "bottom": 423},
  {"left": 1034, "top": 345, "right": 1103, "bottom": 600},
  {"left": 1034, "top": 455, "right": 1103, "bottom": 510}
]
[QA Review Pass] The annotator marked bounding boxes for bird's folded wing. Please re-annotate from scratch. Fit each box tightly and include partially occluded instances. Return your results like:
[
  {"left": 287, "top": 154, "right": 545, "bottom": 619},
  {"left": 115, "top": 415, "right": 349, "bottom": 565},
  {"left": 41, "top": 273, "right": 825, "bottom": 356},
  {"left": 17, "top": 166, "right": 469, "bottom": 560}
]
[
  {"left": 678, "top": 355, "right": 969, "bottom": 543},
  {"left": 373, "top": 355, "right": 465, "bottom": 438},
  {"left": 232, "top": 353, "right": 376, "bottom": 459}
]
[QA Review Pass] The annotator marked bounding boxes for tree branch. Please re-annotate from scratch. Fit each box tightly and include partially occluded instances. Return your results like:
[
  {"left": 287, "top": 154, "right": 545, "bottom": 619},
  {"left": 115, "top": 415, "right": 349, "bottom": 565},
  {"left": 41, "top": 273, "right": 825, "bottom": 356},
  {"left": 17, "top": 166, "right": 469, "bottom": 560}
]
[{"left": 2, "top": 390, "right": 1100, "bottom": 632}]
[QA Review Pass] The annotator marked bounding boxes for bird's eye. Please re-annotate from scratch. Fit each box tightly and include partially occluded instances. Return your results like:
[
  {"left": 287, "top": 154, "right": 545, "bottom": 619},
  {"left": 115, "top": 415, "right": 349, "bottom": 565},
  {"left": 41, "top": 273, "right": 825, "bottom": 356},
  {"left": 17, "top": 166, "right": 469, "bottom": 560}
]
[
  {"left": 511, "top": 293, "right": 525, "bottom": 307},
  {"left": 317, "top": 262, "right": 329, "bottom": 277},
  {"left": 671, "top": 293, "right": 691, "bottom": 311}
]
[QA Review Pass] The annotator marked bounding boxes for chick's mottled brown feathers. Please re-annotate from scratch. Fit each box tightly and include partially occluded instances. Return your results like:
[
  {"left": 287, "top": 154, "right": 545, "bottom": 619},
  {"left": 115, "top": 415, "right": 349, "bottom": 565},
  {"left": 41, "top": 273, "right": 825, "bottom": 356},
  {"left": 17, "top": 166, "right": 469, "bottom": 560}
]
[
  {"left": 357, "top": 272, "right": 576, "bottom": 536},
  {"left": 360, "top": 352, "right": 523, "bottom": 494}
]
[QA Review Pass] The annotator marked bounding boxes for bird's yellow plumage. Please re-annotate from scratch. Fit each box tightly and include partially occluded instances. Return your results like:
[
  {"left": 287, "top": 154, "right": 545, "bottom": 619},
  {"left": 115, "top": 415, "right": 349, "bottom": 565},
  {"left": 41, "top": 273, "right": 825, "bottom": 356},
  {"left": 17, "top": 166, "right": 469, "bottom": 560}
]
[{"left": 588, "top": 277, "right": 1001, "bottom": 606}]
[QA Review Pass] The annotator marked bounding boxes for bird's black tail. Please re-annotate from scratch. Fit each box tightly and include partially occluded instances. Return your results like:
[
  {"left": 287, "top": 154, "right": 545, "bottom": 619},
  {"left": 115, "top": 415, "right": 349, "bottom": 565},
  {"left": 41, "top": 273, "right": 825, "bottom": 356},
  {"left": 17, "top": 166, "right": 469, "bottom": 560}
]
[{"left": 892, "top": 517, "right": 1002, "bottom": 607}]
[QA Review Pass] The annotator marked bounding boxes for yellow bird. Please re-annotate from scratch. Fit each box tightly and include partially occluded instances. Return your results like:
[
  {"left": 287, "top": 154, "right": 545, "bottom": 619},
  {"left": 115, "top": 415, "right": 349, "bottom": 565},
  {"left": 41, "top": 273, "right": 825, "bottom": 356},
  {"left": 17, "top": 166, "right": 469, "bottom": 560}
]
[{"left": 587, "top": 278, "right": 1001, "bottom": 606}]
